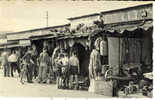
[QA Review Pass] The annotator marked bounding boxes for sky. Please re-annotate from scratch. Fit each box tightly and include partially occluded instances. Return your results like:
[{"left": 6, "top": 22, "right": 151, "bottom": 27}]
[{"left": 0, "top": 0, "right": 153, "bottom": 33}]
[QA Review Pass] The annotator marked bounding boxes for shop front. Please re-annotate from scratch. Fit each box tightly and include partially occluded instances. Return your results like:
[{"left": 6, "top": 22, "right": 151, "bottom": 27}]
[{"left": 85, "top": 19, "right": 153, "bottom": 97}]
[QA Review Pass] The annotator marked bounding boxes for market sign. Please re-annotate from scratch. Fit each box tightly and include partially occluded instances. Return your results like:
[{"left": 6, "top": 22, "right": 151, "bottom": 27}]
[{"left": 19, "top": 40, "right": 31, "bottom": 46}]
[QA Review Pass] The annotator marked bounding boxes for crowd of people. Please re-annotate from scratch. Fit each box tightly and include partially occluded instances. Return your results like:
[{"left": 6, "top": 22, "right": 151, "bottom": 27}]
[
  {"left": 0, "top": 46, "right": 80, "bottom": 90},
  {"left": 0, "top": 36, "right": 108, "bottom": 91}
]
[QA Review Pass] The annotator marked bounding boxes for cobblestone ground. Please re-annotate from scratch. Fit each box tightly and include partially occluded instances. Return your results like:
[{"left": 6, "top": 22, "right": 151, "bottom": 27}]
[{"left": 0, "top": 69, "right": 108, "bottom": 98}]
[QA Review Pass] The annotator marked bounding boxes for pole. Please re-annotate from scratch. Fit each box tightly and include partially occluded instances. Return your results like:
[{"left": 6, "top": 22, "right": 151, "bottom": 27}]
[{"left": 46, "top": 11, "right": 48, "bottom": 27}]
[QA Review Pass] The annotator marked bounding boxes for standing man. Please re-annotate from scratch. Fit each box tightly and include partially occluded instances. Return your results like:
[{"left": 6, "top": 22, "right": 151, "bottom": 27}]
[
  {"left": 31, "top": 45, "right": 38, "bottom": 79},
  {"left": 1, "top": 51, "right": 9, "bottom": 77},
  {"left": 61, "top": 52, "right": 69, "bottom": 89},
  {"left": 20, "top": 50, "right": 34, "bottom": 84},
  {"left": 8, "top": 50, "right": 20, "bottom": 77},
  {"left": 38, "top": 47, "right": 51, "bottom": 83},
  {"left": 89, "top": 38, "right": 102, "bottom": 80},
  {"left": 15, "top": 50, "right": 21, "bottom": 76},
  {"left": 16, "top": 49, "right": 21, "bottom": 73},
  {"left": 69, "top": 51, "right": 80, "bottom": 90}
]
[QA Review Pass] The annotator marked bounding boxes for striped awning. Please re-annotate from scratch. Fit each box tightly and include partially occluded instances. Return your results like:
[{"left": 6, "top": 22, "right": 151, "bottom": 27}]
[
  {"left": 58, "top": 20, "right": 153, "bottom": 40},
  {"left": 105, "top": 20, "right": 152, "bottom": 33}
]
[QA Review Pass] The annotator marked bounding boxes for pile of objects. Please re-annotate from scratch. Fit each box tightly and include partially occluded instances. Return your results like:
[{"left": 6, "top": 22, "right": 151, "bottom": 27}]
[{"left": 118, "top": 71, "right": 153, "bottom": 98}]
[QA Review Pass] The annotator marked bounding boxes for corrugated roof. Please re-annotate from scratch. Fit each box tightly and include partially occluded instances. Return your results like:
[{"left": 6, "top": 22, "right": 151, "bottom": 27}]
[
  {"left": 104, "top": 19, "right": 153, "bottom": 33},
  {"left": 68, "top": 13, "right": 99, "bottom": 20},
  {"left": 100, "top": 3, "right": 152, "bottom": 14},
  {"left": 67, "top": 3, "right": 152, "bottom": 21},
  {"left": 6, "top": 24, "right": 70, "bottom": 35}
]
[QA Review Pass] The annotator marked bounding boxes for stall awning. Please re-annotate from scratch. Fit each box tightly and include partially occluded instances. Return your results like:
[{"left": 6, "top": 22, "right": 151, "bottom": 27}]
[
  {"left": 30, "top": 34, "right": 54, "bottom": 40},
  {"left": 1, "top": 40, "right": 20, "bottom": 48},
  {"left": 6, "top": 44, "right": 20, "bottom": 48},
  {"left": 7, "top": 33, "right": 30, "bottom": 41},
  {"left": 30, "top": 32, "right": 67, "bottom": 40},
  {"left": 0, "top": 40, "right": 27, "bottom": 48},
  {"left": 58, "top": 20, "right": 153, "bottom": 40},
  {"left": 105, "top": 20, "right": 153, "bottom": 33},
  {"left": 58, "top": 32, "right": 89, "bottom": 40},
  {"left": 88, "top": 20, "right": 153, "bottom": 38},
  {"left": 19, "top": 39, "right": 31, "bottom": 46},
  {"left": 0, "top": 46, "right": 5, "bottom": 49},
  {"left": 0, "top": 40, "right": 18, "bottom": 46}
]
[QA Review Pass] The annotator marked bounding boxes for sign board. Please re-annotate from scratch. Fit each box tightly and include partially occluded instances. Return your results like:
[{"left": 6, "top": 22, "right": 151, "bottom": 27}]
[
  {"left": 6, "top": 44, "right": 20, "bottom": 48},
  {"left": 19, "top": 40, "right": 31, "bottom": 46}
]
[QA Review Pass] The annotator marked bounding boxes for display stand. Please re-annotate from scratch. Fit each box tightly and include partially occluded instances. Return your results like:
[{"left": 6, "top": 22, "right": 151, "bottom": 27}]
[{"left": 88, "top": 79, "right": 113, "bottom": 96}]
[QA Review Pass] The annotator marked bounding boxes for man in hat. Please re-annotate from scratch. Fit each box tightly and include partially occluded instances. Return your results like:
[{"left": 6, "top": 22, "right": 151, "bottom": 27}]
[{"left": 38, "top": 47, "right": 51, "bottom": 83}]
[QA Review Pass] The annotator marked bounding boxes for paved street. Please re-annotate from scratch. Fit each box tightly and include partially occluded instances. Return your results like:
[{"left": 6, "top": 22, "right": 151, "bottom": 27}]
[{"left": 0, "top": 69, "right": 108, "bottom": 98}]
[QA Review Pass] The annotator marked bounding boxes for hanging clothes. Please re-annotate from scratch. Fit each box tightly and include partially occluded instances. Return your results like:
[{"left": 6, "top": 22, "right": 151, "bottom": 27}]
[
  {"left": 59, "top": 41, "right": 64, "bottom": 49},
  {"left": 68, "top": 38, "right": 75, "bottom": 48},
  {"left": 100, "top": 39, "right": 108, "bottom": 56},
  {"left": 88, "top": 36, "right": 92, "bottom": 50},
  {"left": 94, "top": 37, "right": 102, "bottom": 50},
  {"left": 64, "top": 40, "right": 68, "bottom": 50},
  {"left": 43, "top": 40, "right": 48, "bottom": 48}
]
